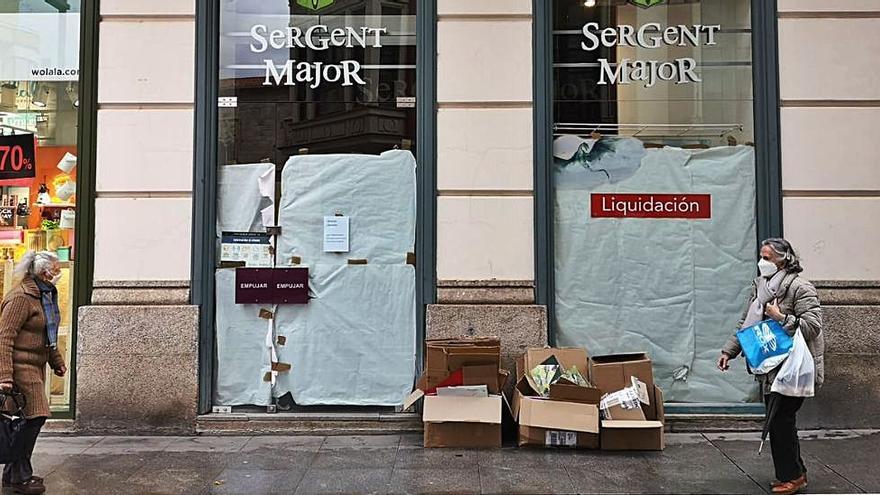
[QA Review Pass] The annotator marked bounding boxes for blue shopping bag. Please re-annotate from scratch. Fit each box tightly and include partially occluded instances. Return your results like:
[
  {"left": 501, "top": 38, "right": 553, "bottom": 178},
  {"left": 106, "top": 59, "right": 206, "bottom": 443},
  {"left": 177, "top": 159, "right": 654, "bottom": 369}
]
[{"left": 736, "top": 319, "right": 793, "bottom": 374}]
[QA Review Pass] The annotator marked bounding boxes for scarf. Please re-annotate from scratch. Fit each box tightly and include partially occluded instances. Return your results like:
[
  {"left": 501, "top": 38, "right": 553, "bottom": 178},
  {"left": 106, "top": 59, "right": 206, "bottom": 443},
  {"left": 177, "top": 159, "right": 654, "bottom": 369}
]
[
  {"left": 741, "top": 270, "right": 786, "bottom": 330},
  {"left": 35, "top": 278, "right": 60, "bottom": 349}
]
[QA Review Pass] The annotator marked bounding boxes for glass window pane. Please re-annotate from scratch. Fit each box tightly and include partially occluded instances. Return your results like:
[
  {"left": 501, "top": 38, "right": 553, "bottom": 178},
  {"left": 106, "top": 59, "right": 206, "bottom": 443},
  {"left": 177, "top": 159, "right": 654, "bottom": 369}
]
[
  {"left": 0, "top": 1, "right": 80, "bottom": 413},
  {"left": 552, "top": 0, "right": 759, "bottom": 404},
  {"left": 215, "top": 0, "right": 418, "bottom": 410}
]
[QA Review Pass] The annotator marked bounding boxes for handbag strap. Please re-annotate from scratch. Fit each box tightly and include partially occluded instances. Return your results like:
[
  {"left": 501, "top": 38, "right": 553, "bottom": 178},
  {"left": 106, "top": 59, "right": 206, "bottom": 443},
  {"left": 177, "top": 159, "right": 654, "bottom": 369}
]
[{"left": 0, "top": 387, "right": 27, "bottom": 417}]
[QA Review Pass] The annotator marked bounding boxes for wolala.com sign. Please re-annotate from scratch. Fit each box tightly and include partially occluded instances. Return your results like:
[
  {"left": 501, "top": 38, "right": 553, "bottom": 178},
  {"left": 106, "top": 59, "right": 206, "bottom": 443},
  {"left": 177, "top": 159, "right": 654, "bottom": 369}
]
[
  {"left": 581, "top": 23, "right": 721, "bottom": 88},
  {"left": 250, "top": 24, "right": 386, "bottom": 88}
]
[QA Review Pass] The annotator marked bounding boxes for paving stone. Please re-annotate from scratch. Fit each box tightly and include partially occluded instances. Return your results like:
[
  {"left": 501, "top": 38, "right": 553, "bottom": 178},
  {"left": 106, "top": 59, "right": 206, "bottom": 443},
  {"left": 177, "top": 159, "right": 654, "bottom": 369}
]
[
  {"left": 389, "top": 468, "right": 480, "bottom": 495},
  {"left": 800, "top": 432, "right": 880, "bottom": 492},
  {"left": 321, "top": 435, "right": 401, "bottom": 449},
  {"left": 210, "top": 468, "right": 309, "bottom": 495},
  {"left": 565, "top": 445, "right": 764, "bottom": 495},
  {"left": 399, "top": 433, "right": 423, "bottom": 447},
  {"left": 85, "top": 436, "right": 175, "bottom": 454},
  {"left": 295, "top": 468, "right": 392, "bottom": 495},
  {"left": 34, "top": 436, "right": 104, "bottom": 455},
  {"left": 395, "top": 448, "right": 483, "bottom": 470},
  {"left": 310, "top": 447, "right": 398, "bottom": 469},
  {"left": 30, "top": 453, "right": 75, "bottom": 478},
  {"left": 711, "top": 438, "right": 861, "bottom": 494},
  {"left": 40, "top": 452, "right": 158, "bottom": 495},
  {"left": 479, "top": 467, "right": 576, "bottom": 495},
  {"left": 136, "top": 451, "right": 236, "bottom": 473},
  {"left": 476, "top": 448, "right": 569, "bottom": 469},
  {"left": 17, "top": 433, "right": 880, "bottom": 494},
  {"left": 126, "top": 466, "right": 215, "bottom": 495},
  {"left": 164, "top": 436, "right": 250, "bottom": 453},
  {"left": 229, "top": 449, "right": 317, "bottom": 470},
  {"left": 241, "top": 436, "right": 325, "bottom": 452}
]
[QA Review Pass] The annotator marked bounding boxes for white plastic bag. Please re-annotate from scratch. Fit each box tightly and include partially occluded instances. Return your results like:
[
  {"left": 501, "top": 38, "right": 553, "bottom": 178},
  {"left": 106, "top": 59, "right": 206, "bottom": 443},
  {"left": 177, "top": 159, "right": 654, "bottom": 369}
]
[{"left": 770, "top": 328, "right": 815, "bottom": 397}]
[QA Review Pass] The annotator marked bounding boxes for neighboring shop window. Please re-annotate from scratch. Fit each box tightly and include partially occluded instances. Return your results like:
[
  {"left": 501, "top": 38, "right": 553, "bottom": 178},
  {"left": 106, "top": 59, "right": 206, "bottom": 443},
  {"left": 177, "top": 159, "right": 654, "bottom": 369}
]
[
  {"left": 0, "top": 0, "right": 81, "bottom": 412},
  {"left": 214, "top": 0, "right": 418, "bottom": 410},
  {"left": 552, "top": 0, "right": 758, "bottom": 403}
]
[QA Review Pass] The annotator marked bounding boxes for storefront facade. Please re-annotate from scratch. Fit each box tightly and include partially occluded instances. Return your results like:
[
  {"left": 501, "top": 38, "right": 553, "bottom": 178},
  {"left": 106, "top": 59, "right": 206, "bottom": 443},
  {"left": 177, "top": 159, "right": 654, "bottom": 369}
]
[
  {"left": 65, "top": 0, "right": 879, "bottom": 434},
  {"left": 0, "top": 0, "right": 86, "bottom": 420}
]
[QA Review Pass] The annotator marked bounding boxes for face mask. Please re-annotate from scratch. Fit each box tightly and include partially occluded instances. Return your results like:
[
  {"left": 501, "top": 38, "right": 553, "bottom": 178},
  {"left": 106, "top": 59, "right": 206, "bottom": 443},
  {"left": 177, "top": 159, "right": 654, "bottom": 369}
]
[
  {"left": 50, "top": 273, "right": 62, "bottom": 285},
  {"left": 758, "top": 258, "right": 779, "bottom": 278}
]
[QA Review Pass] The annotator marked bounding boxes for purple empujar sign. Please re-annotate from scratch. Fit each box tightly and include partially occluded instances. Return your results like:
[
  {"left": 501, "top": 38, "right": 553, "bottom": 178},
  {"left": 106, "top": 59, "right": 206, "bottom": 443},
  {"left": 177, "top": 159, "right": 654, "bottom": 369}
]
[{"left": 235, "top": 267, "right": 309, "bottom": 304}]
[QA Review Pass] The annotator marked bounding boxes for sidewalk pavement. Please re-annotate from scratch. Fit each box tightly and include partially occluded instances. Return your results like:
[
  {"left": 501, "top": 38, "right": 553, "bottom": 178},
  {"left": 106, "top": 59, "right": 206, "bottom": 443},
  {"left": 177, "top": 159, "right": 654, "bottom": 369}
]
[{"left": 15, "top": 430, "right": 878, "bottom": 495}]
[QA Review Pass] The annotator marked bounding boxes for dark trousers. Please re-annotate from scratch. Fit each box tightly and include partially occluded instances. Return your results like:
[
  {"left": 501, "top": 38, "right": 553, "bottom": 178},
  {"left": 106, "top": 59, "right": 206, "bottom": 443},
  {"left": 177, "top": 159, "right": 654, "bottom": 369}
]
[
  {"left": 766, "top": 393, "right": 806, "bottom": 482},
  {"left": 2, "top": 416, "right": 46, "bottom": 484}
]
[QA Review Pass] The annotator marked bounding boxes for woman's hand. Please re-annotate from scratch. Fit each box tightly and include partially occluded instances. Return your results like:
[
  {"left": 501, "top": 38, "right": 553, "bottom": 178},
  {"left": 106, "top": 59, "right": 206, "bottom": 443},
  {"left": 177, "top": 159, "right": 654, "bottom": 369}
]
[
  {"left": 717, "top": 353, "right": 730, "bottom": 372},
  {"left": 765, "top": 298, "right": 784, "bottom": 322},
  {"left": 54, "top": 365, "right": 67, "bottom": 377},
  {"left": 0, "top": 381, "right": 12, "bottom": 392}
]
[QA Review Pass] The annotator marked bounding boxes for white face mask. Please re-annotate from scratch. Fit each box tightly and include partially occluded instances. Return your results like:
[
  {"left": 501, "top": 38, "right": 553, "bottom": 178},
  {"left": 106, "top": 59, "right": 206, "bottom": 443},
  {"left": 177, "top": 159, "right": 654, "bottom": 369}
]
[
  {"left": 758, "top": 258, "right": 779, "bottom": 278},
  {"left": 50, "top": 273, "right": 62, "bottom": 285}
]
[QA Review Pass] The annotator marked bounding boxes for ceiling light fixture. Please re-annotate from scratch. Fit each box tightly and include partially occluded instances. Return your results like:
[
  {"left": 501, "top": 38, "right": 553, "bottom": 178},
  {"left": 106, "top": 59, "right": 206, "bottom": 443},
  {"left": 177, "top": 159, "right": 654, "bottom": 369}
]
[{"left": 584, "top": 0, "right": 597, "bottom": 6}]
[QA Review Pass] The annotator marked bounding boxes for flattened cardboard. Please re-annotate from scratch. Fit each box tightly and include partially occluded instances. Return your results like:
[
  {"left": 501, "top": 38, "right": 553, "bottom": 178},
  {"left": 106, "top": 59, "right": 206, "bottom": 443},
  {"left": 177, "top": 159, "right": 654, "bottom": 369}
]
[
  {"left": 424, "top": 422, "right": 501, "bottom": 448},
  {"left": 401, "top": 389, "right": 424, "bottom": 411},
  {"left": 519, "top": 425, "right": 599, "bottom": 449},
  {"left": 519, "top": 397, "right": 599, "bottom": 434},
  {"left": 422, "top": 395, "right": 501, "bottom": 424}
]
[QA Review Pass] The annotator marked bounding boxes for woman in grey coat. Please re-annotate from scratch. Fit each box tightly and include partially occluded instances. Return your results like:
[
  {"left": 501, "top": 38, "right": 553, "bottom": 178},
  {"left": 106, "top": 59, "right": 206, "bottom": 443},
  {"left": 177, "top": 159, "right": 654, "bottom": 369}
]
[{"left": 717, "top": 238, "right": 824, "bottom": 495}]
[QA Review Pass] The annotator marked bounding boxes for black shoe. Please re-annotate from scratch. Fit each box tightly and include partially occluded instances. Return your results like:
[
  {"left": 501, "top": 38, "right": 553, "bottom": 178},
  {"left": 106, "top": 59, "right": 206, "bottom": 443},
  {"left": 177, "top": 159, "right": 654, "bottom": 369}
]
[{"left": 3, "top": 476, "right": 42, "bottom": 488}]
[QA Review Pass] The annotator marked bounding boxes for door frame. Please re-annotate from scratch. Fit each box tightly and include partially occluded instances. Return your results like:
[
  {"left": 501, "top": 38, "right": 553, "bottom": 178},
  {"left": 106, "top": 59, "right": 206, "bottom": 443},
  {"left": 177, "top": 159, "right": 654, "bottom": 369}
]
[
  {"left": 191, "top": 0, "right": 438, "bottom": 414},
  {"left": 532, "top": 0, "right": 782, "bottom": 412}
]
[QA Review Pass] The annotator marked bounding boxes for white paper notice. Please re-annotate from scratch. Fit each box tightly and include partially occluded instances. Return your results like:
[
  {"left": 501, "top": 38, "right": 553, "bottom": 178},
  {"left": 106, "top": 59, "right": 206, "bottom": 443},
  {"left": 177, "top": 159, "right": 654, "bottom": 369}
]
[{"left": 323, "top": 216, "right": 350, "bottom": 253}]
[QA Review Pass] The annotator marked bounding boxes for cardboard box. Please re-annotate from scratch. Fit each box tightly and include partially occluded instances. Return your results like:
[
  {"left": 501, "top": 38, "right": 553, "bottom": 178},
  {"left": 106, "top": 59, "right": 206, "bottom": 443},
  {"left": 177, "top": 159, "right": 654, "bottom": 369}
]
[
  {"left": 590, "top": 352, "right": 655, "bottom": 419},
  {"left": 600, "top": 384, "right": 665, "bottom": 451},
  {"left": 423, "top": 395, "right": 502, "bottom": 448},
  {"left": 426, "top": 337, "right": 501, "bottom": 374},
  {"left": 510, "top": 348, "right": 601, "bottom": 449},
  {"left": 517, "top": 395, "right": 599, "bottom": 449},
  {"left": 590, "top": 352, "right": 654, "bottom": 392},
  {"left": 406, "top": 338, "right": 507, "bottom": 448}
]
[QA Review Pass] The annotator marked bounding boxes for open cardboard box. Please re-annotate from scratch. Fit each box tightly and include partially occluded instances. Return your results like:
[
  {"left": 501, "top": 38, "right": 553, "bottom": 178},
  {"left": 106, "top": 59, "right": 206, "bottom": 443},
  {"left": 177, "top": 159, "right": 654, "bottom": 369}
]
[
  {"left": 402, "top": 337, "right": 507, "bottom": 448},
  {"left": 592, "top": 353, "right": 664, "bottom": 451},
  {"left": 601, "top": 383, "right": 665, "bottom": 451},
  {"left": 423, "top": 395, "right": 502, "bottom": 448},
  {"left": 510, "top": 348, "right": 602, "bottom": 449},
  {"left": 590, "top": 352, "right": 656, "bottom": 419}
]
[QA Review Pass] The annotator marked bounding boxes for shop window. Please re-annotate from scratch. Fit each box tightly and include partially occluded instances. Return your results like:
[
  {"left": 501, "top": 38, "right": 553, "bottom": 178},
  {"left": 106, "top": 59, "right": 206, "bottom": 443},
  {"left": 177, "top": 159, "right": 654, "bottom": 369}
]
[
  {"left": 551, "top": 0, "right": 758, "bottom": 403},
  {"left": 215, "top": 0, "right": 418, "bottom": 410},
  {"left": 0, "top": 0, "right": 81, "bottom": 412}
]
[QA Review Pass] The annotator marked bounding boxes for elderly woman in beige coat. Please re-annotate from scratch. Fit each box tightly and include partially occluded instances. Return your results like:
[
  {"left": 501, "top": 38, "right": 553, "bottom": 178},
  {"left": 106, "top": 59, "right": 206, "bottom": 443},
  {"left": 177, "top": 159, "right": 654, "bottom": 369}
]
[
  {"left": 717, "top": 238, "right": 824, "bottom": 495},
  {"left": 0, "top": 251, "right": 67, "bottom": 495}
]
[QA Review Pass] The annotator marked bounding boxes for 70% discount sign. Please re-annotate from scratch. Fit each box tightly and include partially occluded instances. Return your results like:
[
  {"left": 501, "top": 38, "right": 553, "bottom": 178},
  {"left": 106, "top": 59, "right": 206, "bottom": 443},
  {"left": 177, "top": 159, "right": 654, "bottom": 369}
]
[{"left": 0, "top": 133, "right": 37, "bottom": 180}]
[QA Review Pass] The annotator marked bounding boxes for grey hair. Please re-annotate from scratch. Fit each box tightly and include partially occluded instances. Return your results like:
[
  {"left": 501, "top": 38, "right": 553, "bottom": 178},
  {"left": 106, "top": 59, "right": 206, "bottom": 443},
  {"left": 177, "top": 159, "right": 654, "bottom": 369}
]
[
  {"left": 13, "top": 250, "right": 60, "bottom": 282},
  {"left": 761, "top": 238, "right": 803, "bottom": 273}
]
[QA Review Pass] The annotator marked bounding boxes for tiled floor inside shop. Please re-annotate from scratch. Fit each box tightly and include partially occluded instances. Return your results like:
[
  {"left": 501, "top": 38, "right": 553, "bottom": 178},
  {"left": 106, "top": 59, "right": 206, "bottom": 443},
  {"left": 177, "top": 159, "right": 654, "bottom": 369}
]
[{"left": 17, "top": 430, "right": 879, "bottom": 494}]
